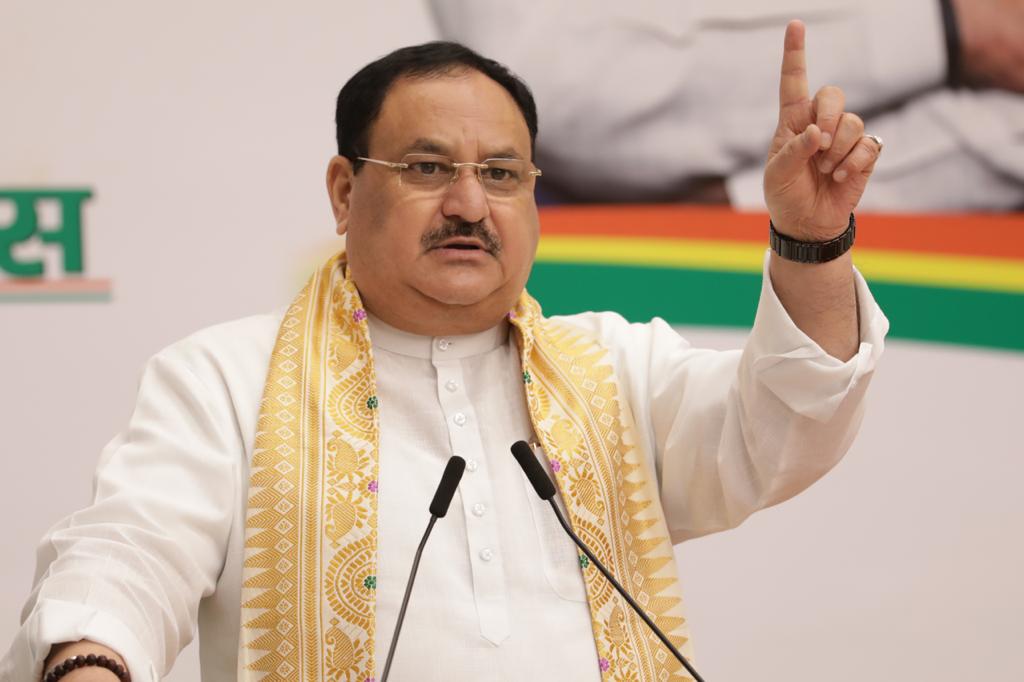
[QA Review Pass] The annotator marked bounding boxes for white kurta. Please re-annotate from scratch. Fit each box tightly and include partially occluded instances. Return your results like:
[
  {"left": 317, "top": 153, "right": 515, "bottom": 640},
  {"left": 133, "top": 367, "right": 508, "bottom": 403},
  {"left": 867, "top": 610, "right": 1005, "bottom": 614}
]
[{"left": 2, "top": 254, "right": 888, "bottom": 681}]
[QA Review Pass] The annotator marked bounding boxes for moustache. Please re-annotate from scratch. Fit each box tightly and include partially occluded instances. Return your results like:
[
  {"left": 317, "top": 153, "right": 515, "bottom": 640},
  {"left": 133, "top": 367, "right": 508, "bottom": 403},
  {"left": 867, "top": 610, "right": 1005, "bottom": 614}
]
[{"left": 421, "top": 220, "right": 502, "bottom": 254}]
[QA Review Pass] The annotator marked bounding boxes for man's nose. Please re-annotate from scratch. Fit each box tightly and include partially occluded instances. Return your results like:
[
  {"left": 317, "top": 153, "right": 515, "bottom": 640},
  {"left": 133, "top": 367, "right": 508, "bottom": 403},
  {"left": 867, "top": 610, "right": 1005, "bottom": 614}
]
[{"left": 441, "top": 167, "right": 490, "bottom": 224}]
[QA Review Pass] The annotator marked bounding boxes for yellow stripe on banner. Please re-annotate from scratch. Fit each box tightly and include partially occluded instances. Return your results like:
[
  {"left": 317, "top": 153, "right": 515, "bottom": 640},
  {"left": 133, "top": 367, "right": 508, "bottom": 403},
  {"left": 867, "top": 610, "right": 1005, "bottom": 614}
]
[
  {"left": 853, "top": 250, "right": 1024, "bottom": 294},
  {"left": 537, "top": 236, "right": 765, "bottom": 273},
  {"left": 536, "top": 236, "right": 1024, "bottom": 294}
]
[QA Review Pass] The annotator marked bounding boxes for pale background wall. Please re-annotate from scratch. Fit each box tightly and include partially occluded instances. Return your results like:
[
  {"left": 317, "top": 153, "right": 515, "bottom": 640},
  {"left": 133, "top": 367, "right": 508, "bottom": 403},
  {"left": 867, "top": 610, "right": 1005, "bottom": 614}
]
[{"left": 1, "top": 2, "right": 1021, "bottom": 681}]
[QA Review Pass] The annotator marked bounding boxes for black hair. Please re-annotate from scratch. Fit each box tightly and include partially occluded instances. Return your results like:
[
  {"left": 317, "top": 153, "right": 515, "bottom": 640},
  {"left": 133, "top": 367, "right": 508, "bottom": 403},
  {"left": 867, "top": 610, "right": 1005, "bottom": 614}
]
[{"left": 335, "top": 41, "right": 538, "bottom": 169}]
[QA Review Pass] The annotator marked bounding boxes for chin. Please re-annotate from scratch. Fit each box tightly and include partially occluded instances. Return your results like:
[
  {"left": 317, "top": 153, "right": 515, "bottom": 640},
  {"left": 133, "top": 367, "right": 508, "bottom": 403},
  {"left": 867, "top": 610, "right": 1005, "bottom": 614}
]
[
  {"left": 424, "top": 286, "right": 494, "bottom": 307},
  {"left": 417, "top": 269, "right": 499, "bottom": 305},
  {"left": 421, "top": 274, "right": 520, "bottom": 311}
]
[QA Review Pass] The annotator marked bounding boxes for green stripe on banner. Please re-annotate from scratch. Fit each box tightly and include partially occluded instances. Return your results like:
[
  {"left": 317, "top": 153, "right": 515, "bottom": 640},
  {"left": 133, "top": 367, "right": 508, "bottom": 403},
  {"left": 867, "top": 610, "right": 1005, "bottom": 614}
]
[
  {"left": 527, "top": 262, "right": 1024, "bottom": 352},
  {"left": 869, "top": 281, "right": 1024, "bottom": 351}
]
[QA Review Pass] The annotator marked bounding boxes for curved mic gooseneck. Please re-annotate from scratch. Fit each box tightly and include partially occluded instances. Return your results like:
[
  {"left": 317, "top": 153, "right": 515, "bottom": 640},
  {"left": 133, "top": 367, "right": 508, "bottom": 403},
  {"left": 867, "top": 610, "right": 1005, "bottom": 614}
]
[
  {"left": 510, "top": 441, "right": 706, "bottom": 682},
  {"left": 380, "top": 455, "right": 466, "bottom": 682}
]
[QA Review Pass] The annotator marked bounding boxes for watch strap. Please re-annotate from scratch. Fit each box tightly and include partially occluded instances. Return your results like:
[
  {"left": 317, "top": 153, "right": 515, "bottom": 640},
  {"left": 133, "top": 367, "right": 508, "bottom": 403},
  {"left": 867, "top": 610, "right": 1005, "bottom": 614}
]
[{"left": 769, "top": 213, "right": 856, "bottom": 263}]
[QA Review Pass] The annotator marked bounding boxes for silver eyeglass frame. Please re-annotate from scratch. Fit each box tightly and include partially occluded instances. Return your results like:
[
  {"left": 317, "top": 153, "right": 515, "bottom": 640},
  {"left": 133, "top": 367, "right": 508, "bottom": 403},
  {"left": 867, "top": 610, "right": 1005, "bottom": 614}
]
[{"left": 356, "top": 154, "right": 542, "bottom": 192}]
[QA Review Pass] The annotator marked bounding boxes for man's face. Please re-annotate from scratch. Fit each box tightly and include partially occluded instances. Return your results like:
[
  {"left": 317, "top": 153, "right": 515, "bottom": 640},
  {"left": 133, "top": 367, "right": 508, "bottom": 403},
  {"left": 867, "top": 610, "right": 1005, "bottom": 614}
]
[{"left": 328, "top": 69, "right": 540, "bottom": 335}]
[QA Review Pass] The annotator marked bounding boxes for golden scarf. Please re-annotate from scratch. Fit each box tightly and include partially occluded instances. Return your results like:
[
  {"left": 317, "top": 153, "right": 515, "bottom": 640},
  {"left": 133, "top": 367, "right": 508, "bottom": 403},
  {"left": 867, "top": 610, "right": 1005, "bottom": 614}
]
[{"left": 239, "top": 252, "right": 694, "bottom": 680}]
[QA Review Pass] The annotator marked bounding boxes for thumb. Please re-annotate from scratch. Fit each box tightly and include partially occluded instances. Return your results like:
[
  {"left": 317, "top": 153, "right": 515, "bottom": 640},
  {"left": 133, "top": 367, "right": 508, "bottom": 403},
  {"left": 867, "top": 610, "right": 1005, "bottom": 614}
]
[{"left": 767, "top": 123, "right": 820, "bottom": 186}]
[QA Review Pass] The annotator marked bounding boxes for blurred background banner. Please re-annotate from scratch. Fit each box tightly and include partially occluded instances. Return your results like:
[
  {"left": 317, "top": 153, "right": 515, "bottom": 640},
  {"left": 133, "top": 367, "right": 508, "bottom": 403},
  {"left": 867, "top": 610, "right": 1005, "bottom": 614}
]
[
  {"left": 530, "top": 206, "right": 1024, "bottom": 351},
  {"left": 0, "top": 188, "right": 112, "bottom": 302},
  {"left": 2, "top": 2, "right": 1021, "bottom": 681}
]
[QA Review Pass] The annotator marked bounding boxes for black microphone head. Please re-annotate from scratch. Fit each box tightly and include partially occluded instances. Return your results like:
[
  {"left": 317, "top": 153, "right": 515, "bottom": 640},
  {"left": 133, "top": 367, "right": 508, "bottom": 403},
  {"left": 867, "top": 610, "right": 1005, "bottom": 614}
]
[
  {"left": 429, "top": 456, "right": 466, "bottom": 518},
  {"left": 510, "top": 440, "right": 556, "bottom": 500}
]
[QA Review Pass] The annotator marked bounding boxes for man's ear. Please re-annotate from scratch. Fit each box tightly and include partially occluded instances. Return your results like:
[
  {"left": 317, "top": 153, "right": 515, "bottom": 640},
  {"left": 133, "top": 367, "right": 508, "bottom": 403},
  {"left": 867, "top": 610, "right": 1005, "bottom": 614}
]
[{"left": 326, "top": 155, "right": 354, "bottom": 235}]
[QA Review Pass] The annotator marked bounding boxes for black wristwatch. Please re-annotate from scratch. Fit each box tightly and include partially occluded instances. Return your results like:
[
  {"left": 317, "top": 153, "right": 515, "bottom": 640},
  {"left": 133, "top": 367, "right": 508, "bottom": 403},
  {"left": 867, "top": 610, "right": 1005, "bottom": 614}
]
[{"left": 769, "top": 213, "right": 856, "bottom": 264}]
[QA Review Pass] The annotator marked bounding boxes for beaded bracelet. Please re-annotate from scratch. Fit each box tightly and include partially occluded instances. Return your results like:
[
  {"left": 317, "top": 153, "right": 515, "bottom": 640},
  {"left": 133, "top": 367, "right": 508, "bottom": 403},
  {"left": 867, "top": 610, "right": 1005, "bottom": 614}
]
[{"left": 43, "top": 654, "right": 131, "bottom": 682}]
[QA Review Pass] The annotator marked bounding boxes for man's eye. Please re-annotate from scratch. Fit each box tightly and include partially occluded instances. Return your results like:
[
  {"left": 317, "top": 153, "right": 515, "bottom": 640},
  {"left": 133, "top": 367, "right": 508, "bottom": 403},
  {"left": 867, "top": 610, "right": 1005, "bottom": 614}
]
[
  {"left": 411, "top": 162, "right": 440, "bottom": 175},
  {"left": 486, "top": 167, "right": 517, "bottom": 182}
]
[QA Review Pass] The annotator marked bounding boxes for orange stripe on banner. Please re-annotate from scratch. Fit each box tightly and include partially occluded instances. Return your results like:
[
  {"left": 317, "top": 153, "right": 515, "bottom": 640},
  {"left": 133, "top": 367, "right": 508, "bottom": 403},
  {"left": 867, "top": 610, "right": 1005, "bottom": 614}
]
[
  {"left": 537, "top": 205, "right": 1024, "bottom": 260},
  {"left": 0, "top": 278, "right": 112, "bottom": 294}
]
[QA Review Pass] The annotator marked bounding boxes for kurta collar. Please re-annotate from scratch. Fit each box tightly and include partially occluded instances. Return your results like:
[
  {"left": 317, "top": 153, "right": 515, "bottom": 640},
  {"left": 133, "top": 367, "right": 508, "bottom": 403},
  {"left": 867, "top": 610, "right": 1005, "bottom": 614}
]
[{"left": 366, "top": 312, "right": 510, "bottom": 360}]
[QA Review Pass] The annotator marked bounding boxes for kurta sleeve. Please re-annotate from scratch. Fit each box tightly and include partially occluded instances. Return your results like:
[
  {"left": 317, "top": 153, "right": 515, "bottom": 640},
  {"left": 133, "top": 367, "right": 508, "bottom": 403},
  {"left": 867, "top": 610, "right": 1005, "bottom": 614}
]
[
  {"left": 1, "top": 342, "right": 245, "bottom": 682},
  {"left": 559, "top": 251, "right": 888, "bottom": 545}
]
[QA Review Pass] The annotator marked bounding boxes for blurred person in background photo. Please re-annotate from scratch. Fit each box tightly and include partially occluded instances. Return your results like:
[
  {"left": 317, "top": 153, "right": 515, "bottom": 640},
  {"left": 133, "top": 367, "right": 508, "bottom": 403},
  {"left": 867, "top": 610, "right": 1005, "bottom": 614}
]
[
  {"left": 0, "top": 18, "right": 894, "bottom": 682},
  {"left": 432, "top": 0, "right": 1024, "bottom": 210}
]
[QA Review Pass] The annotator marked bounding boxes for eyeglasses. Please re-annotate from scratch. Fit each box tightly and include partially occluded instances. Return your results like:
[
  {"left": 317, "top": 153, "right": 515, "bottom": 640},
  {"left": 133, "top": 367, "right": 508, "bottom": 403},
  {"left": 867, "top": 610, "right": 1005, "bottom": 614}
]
[{"left": 357, "top": 153, "right": 542, "bottom": 197}]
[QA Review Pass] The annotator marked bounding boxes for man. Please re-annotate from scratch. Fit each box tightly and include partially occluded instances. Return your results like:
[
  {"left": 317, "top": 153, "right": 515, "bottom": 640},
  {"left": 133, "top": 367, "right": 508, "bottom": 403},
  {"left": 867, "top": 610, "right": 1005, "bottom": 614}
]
[{"left": 3, "top": 21, "right": 886, "bottom": 681}]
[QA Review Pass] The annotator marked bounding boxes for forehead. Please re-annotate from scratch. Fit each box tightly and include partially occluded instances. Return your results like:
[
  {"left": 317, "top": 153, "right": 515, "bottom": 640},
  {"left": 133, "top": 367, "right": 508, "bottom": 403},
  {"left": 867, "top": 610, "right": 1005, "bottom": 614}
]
[{"left": 367, "top": 70, "right": 531, "bottom": 159}]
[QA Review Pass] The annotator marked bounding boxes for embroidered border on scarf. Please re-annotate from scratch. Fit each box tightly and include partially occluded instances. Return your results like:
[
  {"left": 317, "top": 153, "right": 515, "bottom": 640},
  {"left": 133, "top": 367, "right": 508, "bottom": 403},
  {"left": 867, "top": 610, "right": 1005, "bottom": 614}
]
[
  {"left": 510, "top": 297, "right": 695, "bottom": 681},
  {"left": 240, "top": 252, "right": 693, "bottom": 681}
]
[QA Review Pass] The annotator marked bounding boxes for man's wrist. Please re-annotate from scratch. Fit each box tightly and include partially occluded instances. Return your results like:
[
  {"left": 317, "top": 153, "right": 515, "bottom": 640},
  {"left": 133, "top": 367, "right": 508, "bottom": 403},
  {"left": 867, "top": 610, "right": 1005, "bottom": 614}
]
[
  {"left": 769, "top": 214, "right": 856, "bottom": 264},
  {"left": 44, "top": 655, "right": 128, "bottom": 682},
  {"left": 43, "top": 642, "right": 128, "bottom": 682}
]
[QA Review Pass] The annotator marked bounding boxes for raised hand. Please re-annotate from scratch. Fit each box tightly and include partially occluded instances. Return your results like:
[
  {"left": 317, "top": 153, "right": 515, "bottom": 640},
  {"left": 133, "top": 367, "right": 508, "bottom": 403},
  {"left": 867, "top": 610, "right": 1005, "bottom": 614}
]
[{"left": 763, "top": 20, "right": 882, "bottom": 242}]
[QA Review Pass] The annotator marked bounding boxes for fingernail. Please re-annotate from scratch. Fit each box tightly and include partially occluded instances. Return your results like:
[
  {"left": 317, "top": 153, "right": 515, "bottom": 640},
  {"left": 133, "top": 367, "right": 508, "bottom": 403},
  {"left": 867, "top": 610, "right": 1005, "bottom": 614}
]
[
  {"left": 819, "top": 160, "right": 833, "bottom": 174},
  {"left": 833, "top": 169, "right": 848, "bottom": 182},
  {"left": 820, "top": 132, "right": 832, "bottom": 150}
]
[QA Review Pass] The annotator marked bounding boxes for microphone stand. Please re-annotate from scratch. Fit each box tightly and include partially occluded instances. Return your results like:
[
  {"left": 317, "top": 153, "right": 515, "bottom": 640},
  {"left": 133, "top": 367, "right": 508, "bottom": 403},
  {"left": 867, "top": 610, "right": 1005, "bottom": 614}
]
[
  {"left": 380, "top": 454, "right": 464, "bottom": 682},
  {"left": 546, "top": 499, "right": 706, "bottom": 682},
  {"left": 381, "top": 515, "right": 438, "bottom": 682}
]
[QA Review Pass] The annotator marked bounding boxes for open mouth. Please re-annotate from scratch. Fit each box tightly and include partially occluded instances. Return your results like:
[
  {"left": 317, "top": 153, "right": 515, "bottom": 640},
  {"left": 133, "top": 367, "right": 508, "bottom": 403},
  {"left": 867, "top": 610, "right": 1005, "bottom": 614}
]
[{"left": 433, "top": 239, "right": 489, "bottom": 253}]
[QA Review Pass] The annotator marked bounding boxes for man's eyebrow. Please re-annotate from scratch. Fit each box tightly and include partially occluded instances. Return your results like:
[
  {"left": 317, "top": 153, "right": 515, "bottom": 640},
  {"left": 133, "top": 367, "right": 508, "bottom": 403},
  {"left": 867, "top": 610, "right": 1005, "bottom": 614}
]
[
  {"left": 403, "top": 138, "right": 449, "bottom": 155},
  {"left": 400, "top": 139, "right": 527, "bottom": 161},
  {"left": 485, "top": 148, "right": 525, "bottom": 160}
]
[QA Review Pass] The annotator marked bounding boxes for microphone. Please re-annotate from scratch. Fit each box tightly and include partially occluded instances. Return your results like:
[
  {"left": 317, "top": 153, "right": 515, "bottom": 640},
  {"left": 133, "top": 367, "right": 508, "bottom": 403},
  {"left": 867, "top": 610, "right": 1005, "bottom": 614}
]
[
  {"left": 381, "top": 455, "right": 466, "bottom": 682},
  {"left": 510, "top": 439, "right": 556, "bottom": 500},
  {"left": 510, "top": 441, "right": 707, "bottom": 682},
  {"left": 429, "top": 455, "right": 466, "bottom": 518}
]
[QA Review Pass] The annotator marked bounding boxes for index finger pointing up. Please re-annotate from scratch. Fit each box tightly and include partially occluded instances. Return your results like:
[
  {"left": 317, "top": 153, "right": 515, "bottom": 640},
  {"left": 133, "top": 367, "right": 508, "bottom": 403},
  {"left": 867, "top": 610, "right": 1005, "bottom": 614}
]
[{"left": 779, "top": 20, "right": 809, "bottom": 111}]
